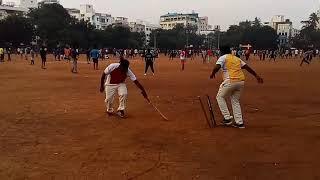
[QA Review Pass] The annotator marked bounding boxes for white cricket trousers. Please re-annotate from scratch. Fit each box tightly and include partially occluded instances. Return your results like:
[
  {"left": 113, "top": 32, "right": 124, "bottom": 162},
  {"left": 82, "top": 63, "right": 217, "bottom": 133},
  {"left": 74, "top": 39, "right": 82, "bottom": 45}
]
[
  {"left": 216, "top": 80, "right": 245, "bottom": 124},
  {"left": 105, "top": 83, "right": 128, "bottom": 112}
]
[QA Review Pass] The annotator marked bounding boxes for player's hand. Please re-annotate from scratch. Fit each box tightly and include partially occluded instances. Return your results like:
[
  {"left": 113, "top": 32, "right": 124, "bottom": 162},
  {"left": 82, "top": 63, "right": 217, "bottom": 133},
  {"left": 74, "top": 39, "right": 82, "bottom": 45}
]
[
  {"left": 141, "top": 91, "right": 149, "bottom": 102},
  {"left": 256, "top": 75, "right": 264, "bottom": 84},
  {"left": 100, "top": 86, "right": 105, "bottom": 93}
]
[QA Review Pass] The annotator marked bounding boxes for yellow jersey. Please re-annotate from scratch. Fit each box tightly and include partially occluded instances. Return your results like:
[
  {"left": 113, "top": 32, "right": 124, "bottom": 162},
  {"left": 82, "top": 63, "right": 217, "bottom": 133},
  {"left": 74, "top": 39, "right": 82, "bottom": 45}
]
[{"left": 216, "top": 54, "right": 246, "bottom": 82}]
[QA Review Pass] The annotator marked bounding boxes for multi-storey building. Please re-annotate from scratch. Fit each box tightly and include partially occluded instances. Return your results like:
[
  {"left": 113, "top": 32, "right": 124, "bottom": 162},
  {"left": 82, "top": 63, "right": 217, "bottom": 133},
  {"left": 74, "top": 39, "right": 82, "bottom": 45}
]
[
  {"left": 129, "top": 22, "right": 145, "bottom": 33},
  {"left": 73, "top": 4, "right": 113, "bottom": 30},
  {"left": 20, "top": 0, "right": 38, "bottom": 9},
  {"left": 114, "top": 17, "right": 129, "bottom": 27},
  {"left": 198, "top": 16, "right": 209, "bottom": 31},
  {"left": 145, "top": 22, "right": 161, "bottom": 45},
  {"left": 0, "top": 3, "right": 27, "bottom": 20},
  {"left": 160, "top": 13, "right": 199, "bottom": 30},
  {"left": 160, "top": 12, "right": 211, "bottom": 34},
  {"left": 67, "top": 8, "right": 80, "bottom": 19},
  {"left": 38, "top": 0, "right": 59, "bottom": 7}
]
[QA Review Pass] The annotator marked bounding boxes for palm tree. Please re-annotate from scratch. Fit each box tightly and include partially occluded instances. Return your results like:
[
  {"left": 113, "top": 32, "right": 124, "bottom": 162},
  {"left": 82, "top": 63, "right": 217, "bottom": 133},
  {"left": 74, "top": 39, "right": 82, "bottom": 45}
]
[{"left": 309, "top": 12, "right": 319, "bottom": 29}]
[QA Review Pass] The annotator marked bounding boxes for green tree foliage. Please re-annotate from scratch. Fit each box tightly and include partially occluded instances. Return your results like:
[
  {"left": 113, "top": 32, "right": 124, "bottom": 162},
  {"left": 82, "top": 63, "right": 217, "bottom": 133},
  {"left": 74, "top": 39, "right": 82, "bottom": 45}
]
[
  {"left": 149, "top": 24, "right": 204, "bottom": 49},
  {"left": 220, "top": 20, "right": 278, "bottom": 49},
  {"left": 26, "top": 4, "right": 145, "bottom": 49},
  {"left": 0, "top": 15, "right": 34, "bottom": 47},
  {"left": 29, "top": 4, "right": 72, "bottom": 47},
  {"left": 293, "top": 12, "right": 320, "bottom": 49}
]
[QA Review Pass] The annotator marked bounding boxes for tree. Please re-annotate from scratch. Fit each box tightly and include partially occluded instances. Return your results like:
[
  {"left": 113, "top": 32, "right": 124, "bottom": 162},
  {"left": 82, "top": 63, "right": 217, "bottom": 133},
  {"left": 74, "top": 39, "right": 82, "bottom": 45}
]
[
  {"left": 253, "top": 17, "right": 261, "bottom": 27},
  {"left": 220, "top": 19, "right": 278, "bottom": 49},
  {"left": 149, "top": 24, "right": 204, "bottom": 50},
  {"left": 28, "top": 3, "right": 72, "bottom": 47},
  {"left": 294, "top": 12, "right": 320, "bottom": 48},
  {"left": 0, "top": 15, "right": 34, "bottom": 47},
  {"left": 309, "top": 13, "right": 319, "bottom": 29}
]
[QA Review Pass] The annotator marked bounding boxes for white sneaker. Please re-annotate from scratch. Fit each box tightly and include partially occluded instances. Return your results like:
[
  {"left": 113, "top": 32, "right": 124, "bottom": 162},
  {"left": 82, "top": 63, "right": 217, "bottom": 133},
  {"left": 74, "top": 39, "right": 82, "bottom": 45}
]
[{"left": 144, "top": 73, "right": 147, "bottom": 76}]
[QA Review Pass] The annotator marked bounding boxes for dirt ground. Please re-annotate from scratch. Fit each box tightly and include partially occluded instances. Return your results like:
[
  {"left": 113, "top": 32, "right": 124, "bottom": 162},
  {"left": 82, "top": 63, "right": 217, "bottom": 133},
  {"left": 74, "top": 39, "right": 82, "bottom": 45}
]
[{"left": 0, "top": 54, "right": 319, "bottom": 180}]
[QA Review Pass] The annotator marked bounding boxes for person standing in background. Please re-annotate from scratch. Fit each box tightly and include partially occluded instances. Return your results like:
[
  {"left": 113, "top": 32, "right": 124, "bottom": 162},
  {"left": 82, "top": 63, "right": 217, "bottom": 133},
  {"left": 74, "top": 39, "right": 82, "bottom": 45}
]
[
  {"left": 86, "top": 48, "right": 91, "bottom": 64},
  {"left": 0, "top": 47, "right": 4, "bottom": 62},
  {"left": 71, "top": 46, "right": 78, "bottom": 73},
  {"left": 90, "top": 45, "right": 100, "bottom": 70},
  {"left": 7, "top": 47, "right": 11, "bottom": 61},
  {"left": 180, "top": 49, "right": 187, "bottom": 71},
  {"left": 30, "top": 48, "right": 35, "bottom": 65},
  {"left": 40, "top": 46, "right": 47, "bottom": 69},
  {"left": 144, "top": 49, "right": 155, "bottom": 76}
]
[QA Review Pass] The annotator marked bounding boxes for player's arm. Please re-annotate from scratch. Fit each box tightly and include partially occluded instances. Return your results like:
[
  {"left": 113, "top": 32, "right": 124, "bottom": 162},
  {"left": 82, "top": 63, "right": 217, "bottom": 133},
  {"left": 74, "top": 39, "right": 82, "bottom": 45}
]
[
  {"left": 100, "top": 72, "right": 106, "bottom": 92},
  {"left": 128, "top": 69, "right": 149, "bottom": 101},
  {"left": 210, "top": 65, "right": 221, "bottom": 79},
  {"left": 241, "top": 65, "right": 264, "bottom": 84},
  {"left": 134, "top": 80, "right": 149, "bottom": 102},
  {"left": 210, "top": 55, "right": 225, "bottom": 79},
  {"left": 99, "top": 65, "right": 113, "bottom": 92}
]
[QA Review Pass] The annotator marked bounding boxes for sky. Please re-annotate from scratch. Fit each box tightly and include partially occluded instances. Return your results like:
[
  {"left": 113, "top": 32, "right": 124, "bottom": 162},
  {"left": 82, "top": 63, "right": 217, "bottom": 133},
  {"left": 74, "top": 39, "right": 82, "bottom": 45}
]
[{"left": 4, "top": 0, "right": 320, "bottom": 30}]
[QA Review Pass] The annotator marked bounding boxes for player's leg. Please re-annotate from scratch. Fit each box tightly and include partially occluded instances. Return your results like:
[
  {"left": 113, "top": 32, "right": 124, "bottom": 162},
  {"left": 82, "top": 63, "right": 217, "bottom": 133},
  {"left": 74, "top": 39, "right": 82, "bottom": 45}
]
[
  {"left": 145, "top": 61, "right": 149, "bottom": 74},
  {"left": 150, "top": 61, "right": 155, "bottom": 75},
  {"left": 300, "top": 59, "right": 304, "bottom": 66},
  {"left": 72, "top": 59, "right": 75, "bottom": 72},
  {"left": 105, "top": 85, "right": 117, "bottom": 114},
  {"left": 117, "top": 83, "right": 128, "bottom": 118},
  {"left": 216, "top": 81, "right": 233, "bottom": 125},
  {"left": 75, "top": 60, "right": 78, "bottom": 72},
  {"left": 230, "top": 82, "right": 245, "bottom": 128},
  {"left": 181, "top": 60, "right": 185, "bottom": 71}
]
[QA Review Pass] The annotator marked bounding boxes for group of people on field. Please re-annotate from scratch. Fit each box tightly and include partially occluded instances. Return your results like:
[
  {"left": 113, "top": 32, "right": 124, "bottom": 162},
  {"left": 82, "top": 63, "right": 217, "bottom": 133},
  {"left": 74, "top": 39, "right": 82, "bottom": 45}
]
[
  {"left": 253, "top": 49, "right": 320, "bottom": 61},
  {"left": 98, "top": 45, "right": 264, "bottom": 129},
  {"left": 2, "top": 43, "right": 319, "bottom": 128}
]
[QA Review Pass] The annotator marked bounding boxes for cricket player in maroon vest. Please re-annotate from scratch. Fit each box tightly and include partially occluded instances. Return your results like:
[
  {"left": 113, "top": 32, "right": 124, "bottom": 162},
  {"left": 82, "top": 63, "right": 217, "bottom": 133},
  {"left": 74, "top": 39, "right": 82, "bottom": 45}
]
[{"left": 100, "top": 59, "right": 149, "bottom": 118}]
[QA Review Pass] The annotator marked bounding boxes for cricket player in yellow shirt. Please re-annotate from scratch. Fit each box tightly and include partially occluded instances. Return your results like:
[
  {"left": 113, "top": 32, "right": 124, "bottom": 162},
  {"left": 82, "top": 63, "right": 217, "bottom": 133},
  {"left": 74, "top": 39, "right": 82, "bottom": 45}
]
[
  {"left": 210, "top": 46, "right": 264, "bottom": 128},
  {"left": 0, "top": 47, "right": 4, "bottom": 62}
]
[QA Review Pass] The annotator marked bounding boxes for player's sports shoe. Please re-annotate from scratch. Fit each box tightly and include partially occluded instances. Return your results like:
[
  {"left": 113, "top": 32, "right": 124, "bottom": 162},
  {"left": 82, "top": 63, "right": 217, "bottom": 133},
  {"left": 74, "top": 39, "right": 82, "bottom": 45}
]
[
  {"left": 233, "top": 123, "right": 245, "bottom": 129},
  {"left": 117, "top": 110, "right": 125, "bottom": 118},
  {"left": 144, "top": 73, "right": 147, "bottom": 76},
  {"left": 222, "top": 118, "right": 233, "bottom": 126}
]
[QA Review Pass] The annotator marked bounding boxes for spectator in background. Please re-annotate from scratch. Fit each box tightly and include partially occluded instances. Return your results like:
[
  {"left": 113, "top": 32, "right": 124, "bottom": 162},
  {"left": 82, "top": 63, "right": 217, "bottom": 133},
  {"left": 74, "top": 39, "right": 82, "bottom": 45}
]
[
  {"left": 71, "top": 46, "right": 79, "bottom": 73},
  {"left": 0, "top": 47, "right": 4, "bottom": 62},
  {"left": 40, "top": 46, "right": 47, "bottom": 69},
  {"left": 90, "top": 45, "right": 100, "bottom": 70},
  {"left": 30, "top": 48, "right": 35, "bottom": 65},
  {"left": 7, "top": 47, "right": 11, "bottom": 61},
  {"left": 86, "top": 48, "right": 91, "bottom": 64}
]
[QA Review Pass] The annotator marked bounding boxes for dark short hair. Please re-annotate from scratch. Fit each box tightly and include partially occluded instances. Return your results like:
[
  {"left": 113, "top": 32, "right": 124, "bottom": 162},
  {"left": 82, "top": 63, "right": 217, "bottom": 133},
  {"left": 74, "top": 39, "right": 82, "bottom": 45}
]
[
  {"left": 220, "top": 45, "right": 231, "bottom": 55},
  {"left": 120, "top": 59, "right": 130, "bottom": 73}
]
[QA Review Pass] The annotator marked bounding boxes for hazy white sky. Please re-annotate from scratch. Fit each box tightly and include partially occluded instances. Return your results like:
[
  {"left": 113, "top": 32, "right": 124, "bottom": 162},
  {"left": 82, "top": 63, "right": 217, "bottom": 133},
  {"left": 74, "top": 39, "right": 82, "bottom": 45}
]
[{"left": 5, "top": 0, "right": 320, "bottom": 30}]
